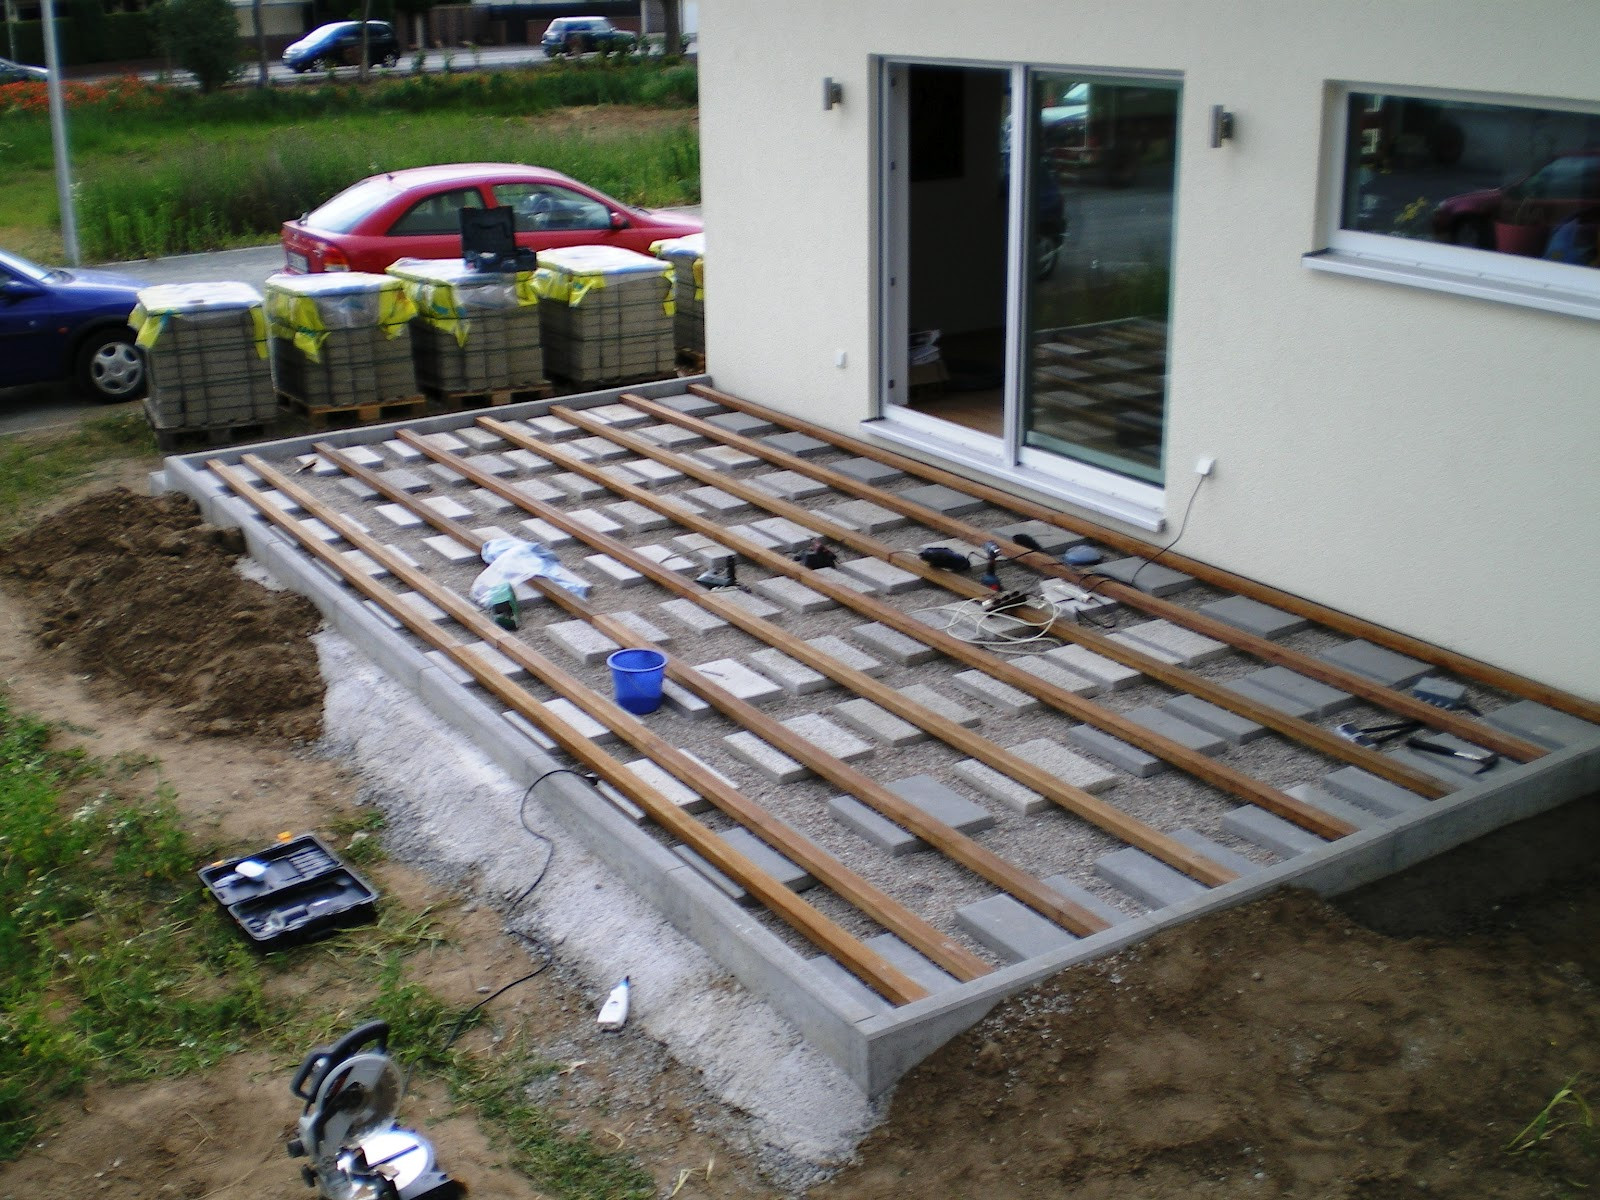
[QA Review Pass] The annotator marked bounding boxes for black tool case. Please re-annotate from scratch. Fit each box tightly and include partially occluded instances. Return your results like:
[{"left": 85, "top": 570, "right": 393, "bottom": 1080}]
[{"left": 199, "top": 834, "right": 378, "bottom": 949}]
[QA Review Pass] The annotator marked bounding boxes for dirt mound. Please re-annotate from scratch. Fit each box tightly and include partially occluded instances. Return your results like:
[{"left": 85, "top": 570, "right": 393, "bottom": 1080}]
[
  {"left": 817, "top": 885, "right": 1600, "bottom": 1200},
  {"left": 1, "top": 488, "right": 324, "bottom": 741}
]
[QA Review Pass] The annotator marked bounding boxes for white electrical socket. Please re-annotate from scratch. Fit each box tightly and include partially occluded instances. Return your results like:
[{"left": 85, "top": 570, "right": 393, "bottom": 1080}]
[
  {"left": 835, "top": 350, "right": 848, "bottom": 368},
  {"left": 1195, "top": 455, "right": 1216, "bottom": 477}
]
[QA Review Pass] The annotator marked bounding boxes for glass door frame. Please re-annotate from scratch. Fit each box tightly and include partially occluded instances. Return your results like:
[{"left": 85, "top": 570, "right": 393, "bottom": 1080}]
[{"left": 873, "top": 56, "right": 1181, "bottom": 531}]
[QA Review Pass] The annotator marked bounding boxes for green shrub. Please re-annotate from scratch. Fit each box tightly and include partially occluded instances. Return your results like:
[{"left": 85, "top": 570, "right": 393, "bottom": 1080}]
[{"left": 152, "top": 0, "right": 241, "bottom": 93}]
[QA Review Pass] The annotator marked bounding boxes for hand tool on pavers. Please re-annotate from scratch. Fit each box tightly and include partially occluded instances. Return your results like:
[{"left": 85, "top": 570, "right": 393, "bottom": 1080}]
[
  {"left": 306, "top": 442, "right": 1003, "bottom": 969},
  {"left": 1335, "top": 719, "right": 1500, "bottom": 775},
  {"left": 685, "top": 382, "right": 1600, "bottom": 729},
  {"left": 315, "top": 440, "right": 1129, "bottom": 937},
  {"left": 401, "top": 427, "right": 1243, "bottom": 889},
  {"left": 287, "top": 1021, "right": 460, "bottom": 1199},
  {"left": 620, "top": 391, "right": 1548, "bottom": 770},
  {"left": 213, "top": 458, "right": 931, "bottom": 1004},
  {"left": 523, "top": 408, "right": 1363, "bottom": 837}
]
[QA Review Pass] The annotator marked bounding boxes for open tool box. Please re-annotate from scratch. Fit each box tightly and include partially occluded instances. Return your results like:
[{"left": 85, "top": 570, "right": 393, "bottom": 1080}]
[{"left": 200, "top": 834, "right": 378, "bottom": 950}]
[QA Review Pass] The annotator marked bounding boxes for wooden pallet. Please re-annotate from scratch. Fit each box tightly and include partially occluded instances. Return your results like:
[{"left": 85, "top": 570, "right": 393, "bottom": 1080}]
[
  {"left": 423, "top": 383, "right": 552, "bottom": 412},
  {"left": 143, "top": 399, "right": 276, "bottom": 452},
  {"left": 675, "top": 348, "right": 707, "bottom": 375},
  {"left": 278, "top": 391, "right": 428, "bottom": 431}
]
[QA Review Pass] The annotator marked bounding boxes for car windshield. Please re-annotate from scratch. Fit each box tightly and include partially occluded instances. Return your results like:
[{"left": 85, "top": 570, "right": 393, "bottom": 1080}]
[
  {"left": 0, "top": 247, "right": 56, "bottom": 284},
  {"left": 304, "top": 177, "right": 404, "bottom": 233}
]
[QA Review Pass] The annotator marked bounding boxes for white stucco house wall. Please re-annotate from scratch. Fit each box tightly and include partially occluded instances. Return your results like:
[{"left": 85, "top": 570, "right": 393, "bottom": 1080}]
[{"left": 696, "top": 0, "right": 1600, "bottom": 701}]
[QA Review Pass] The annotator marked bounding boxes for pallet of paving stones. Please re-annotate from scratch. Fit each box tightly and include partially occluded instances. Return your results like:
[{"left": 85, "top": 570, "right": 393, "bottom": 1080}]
[
  {"left": 420, "top": 382, "right": 554, "bottom": 412},
  {"left": 133, "top": 281, "right": 277, "bottom": 431},
  {"left": 536, "top": 244, "right": 676, "bottom": 387},
  {"left": 265, "top": 272, "right": 419, "bottom": 409},
  {"left": 651, "top": 231, "right": 705, "bottom": 356},
  {"left": 276, "top": 390, "right": 429, "bottom": 432},
  {"left": 142, "top": 398, "right": 276, "bottom": 452},
  {"left": 386, "top": 258, "right": 546, "bottom": 395}
]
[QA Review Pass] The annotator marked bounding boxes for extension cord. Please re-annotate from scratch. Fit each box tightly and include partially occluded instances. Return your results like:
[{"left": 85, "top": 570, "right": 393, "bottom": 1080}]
[{"left": 982, "top": 589, "right": 1030, "bottom": 613}]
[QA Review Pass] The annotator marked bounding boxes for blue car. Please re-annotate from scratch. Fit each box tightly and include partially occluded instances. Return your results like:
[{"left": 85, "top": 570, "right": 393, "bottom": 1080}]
[
  {"left": 283, "top": 21, "right": 400, "bottom": 73},
  {"left": 0, "top": 248, "right": 147, "bottom": 401}
]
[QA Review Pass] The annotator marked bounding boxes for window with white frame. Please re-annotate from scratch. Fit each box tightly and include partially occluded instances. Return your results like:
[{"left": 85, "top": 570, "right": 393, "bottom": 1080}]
[{"left": 1311, "top": 87, "right": 1600, "bottom": 318}]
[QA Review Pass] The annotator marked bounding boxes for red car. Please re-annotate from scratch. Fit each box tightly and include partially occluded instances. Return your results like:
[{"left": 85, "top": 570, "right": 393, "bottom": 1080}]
[{"left": 280, "top": 163, "right": 702, "bottom": 274}]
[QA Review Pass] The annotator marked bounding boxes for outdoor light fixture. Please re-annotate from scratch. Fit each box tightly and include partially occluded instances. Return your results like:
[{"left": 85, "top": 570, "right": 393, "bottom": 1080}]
[
  {"left": 823, "top": 77, "right": 843, "bottom": 110},
  {"left": 1210, "top": 104, "right": 1236, "bottom": 148}
]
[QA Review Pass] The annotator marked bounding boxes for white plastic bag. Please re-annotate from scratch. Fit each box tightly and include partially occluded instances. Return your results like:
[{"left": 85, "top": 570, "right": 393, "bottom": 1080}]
[{"left": 468, "top": 538, "right": 591, "bottom": 606}]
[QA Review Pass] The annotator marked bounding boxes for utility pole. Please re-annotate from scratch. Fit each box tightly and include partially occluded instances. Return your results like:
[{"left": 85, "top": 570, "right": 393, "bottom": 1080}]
[{"left": 39, "top": 0, "right": 78, "bottom": 265}]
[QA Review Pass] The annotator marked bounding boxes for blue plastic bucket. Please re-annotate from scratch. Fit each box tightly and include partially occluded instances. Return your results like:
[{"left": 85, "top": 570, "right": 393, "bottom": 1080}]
[{"left": 607, "top": 648, "right": 668, "bottom": 715}]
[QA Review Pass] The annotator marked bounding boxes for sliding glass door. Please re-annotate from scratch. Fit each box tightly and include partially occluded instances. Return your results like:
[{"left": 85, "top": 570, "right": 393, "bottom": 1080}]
[{"left": 884, "top": 61, "right": 1180, "bottom": 492}]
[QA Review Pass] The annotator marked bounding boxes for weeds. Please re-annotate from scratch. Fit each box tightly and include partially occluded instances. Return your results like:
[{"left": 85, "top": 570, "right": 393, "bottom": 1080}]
[{"left": 1507, "top": 1075, "right": 1596, "bottom": 1156}]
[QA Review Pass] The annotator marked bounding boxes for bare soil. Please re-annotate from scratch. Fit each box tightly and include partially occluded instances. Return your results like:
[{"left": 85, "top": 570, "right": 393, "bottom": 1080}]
[{"left": 1, "top": 483, "right": 1596, "bottom": 1199}]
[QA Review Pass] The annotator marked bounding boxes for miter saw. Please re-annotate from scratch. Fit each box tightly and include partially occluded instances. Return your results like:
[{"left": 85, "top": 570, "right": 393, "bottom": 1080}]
[{"left": 287, "top": 1021, "right": 462, "bottom": 1200}]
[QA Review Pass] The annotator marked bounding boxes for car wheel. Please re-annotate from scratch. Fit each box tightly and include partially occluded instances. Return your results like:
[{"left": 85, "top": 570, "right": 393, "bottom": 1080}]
[
  {"left": 381, "top": 51, "right": 398, "bottom": 67},
  {"left": 77, "top": 328, "right": 145, "bottom": 403},
  {"left": 1452, "top": 216, "right": 1493, "bottom": 250},
  {"left": 1034, "top": 234, "right": 1061, "bottom": 282}
]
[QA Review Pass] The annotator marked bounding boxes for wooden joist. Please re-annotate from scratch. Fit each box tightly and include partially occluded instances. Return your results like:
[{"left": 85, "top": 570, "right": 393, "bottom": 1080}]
[
  {"left": 687, "top": 382, "right": 1600, "bottom": 729},
  {"left": 625, "top": 392, "right": 1547, "bottom": 767},
  {"left": 209, "top": 455, "right": 935, "bottom": 1006}
]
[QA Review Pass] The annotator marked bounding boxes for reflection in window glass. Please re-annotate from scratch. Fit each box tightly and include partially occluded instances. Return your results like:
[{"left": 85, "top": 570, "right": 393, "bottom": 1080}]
[
  {"left": 1023, "top": 76, "right": 1178, "bottom": 485},
  {"left": 492, "top": 183, "right": 609, "bottom": 232},
  {"left": 1342, "top": 93, "right": 1600, "bottom": 266},
  {"left": 387, "top": 188, "right": 482, "bottom": 236}
]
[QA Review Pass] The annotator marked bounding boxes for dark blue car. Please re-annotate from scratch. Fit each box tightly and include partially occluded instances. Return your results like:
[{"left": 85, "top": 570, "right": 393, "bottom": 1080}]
[
  {"left": 283, "top": 21, "right": 400, "bottom": 73},
  {"left": 0, "top": 248, "right": 147, "bottom": 401}
]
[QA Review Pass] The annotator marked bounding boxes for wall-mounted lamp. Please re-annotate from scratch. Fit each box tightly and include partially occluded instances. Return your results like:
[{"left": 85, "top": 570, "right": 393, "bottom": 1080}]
[
  {"left": 1210, "top": 104, "right": 1236, "bottom": 148},
  {"left": 823, "top": 77, "right": 843, "bottom": 110}
]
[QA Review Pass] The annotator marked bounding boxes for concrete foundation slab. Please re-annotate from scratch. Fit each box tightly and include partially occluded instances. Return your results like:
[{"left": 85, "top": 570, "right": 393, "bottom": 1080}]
[
  {"left": 833, "top": 457, "right": 905, "bottom": 485},
  {"left": 749, "top": 648, "right": 833, "bottom": 695},
  {"left": 1041, "top": 875, "right": 1138, "bottom": 927},
  {"left": 898, "top": 684, "right": 982, "bottom": 728},
  {"left": 693, "top": 658, "right": 784, "bottom": 705},
  {"left": 823, "top": 500, "right": 907, "bottom": 533},
  {"left": 1161, "top": 694, "right": 1267, "bottom": 745},
  {"left": 1320, "top": 767, "right": 1430, "bottom": 817},
  {"left": 1198, "top": 594, "right": 1310, "bottom": 639},
  {"left": 1169, "top": 828, "right": 1266, "bottom": 876},
  {"left": 1005, "top": 738, "right": 1120, "bottom": 794},
  {"left": 851, "top": 622, "right": 939, "bottom": 665},
  {"left": 1065, "top": 725, "right": 1166, "bottom": 777},
  {"left": 752, "top": 469, "right": 833, "bottom": 499},
  {"left": 827, "top": 794, "right": 919, "bottom": 856},
  {"left": 885, "top": 775, "right": 996, "bottom": 835},
  {"left": 806, "top": 635, "right": 886, "bottom": 676},
  {"left": 1318, "top": 639, "right": 1430, "bottom": 688},
  {"left": 951, "top": 670, "right": 1041, "bottom": 715},
  {"left": 1124, "top": 707, "right": 1228, "bottom": 756},
  {"left": 1094, "top": 558, "right": 1196, "bottom": 596},
  {"left": 1095, "top": 847, "right": 1207, "bottom": 908},
  {"left": 955, "top": 895, "right": 1076, "bottom": 963},
  {"left": 751, "top": 576, "right": 836, "bottom": 614},
  {"left": 899, "top": 483, "right": 986, "bottom": 516},
  {"left": 1222, "top": 807, "right": 1329, "bottom": 858},
  {"left": 1044, "top": 643, "right": 1142, "bottom": 690},
  {"left": 830, "top": 699, "right": 927, "bottom": 748},
  {"left": 1485, "top": 700, "right": 1600, "bottom": 751},
  {"left": 952, "top": 759, "right": 1049, "bottom": 816},
  {"left": 1236, "top": 666, "right": 1355, "bottom": 718}
]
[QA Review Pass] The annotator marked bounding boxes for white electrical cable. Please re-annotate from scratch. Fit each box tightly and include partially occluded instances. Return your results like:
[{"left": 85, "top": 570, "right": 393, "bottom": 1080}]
[{"left": 910, "top": 596, "right": 1067, "bottom": 653}]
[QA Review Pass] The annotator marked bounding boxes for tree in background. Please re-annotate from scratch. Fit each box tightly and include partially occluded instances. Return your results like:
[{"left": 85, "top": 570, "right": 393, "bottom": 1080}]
[
  {"left": 662, "top": 0, "right": 680, "bottom": 57},
  {"left": 250, "top": 0, "right": 268, "bottom": 87},
  {"left": 153, "top": 0, "right": 240, "bottom": 92}
]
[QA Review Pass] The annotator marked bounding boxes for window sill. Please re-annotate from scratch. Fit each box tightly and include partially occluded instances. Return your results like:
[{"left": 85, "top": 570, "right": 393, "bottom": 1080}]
[
  {"left": 1302, "top": 249, "right": 1600, "bottom": 321},
  {"left": 860, "top": 416, "right": 1167, "bottom": 531}
]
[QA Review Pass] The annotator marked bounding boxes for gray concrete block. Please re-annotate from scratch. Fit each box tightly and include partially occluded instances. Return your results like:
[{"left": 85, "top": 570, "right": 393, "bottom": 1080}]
[
  {"left": 421, "top": 533, "right": 477, "bottom": 563},
  {"left": 604, "top": 610, "right": 673, "bottom": 646},
  {"left": 1198, "top": 594, "right": 1309, "bottom": 640},
  {"left": 604, "top": 500, "right": 672, "bottom": 532},
  {"left": 956, "top": 894, "right": 1077, "bottom": 963},
  {"left": 546, "top": 619, "right": 621, "bottom": 665},
  {"left": 1043, "top": 643, "right": 1142, "bottom": 690},
  {"left": 1094, "top": 557, "right": 1196, "bottom": 596},
  {"left": 1014, "top": 655, "right": 1099, "bottom": 696},
  {"left": 828, "top": 700, "right": 923, "bottom": 750},
  {"left": 1113, "top": 619, "right": 1231, "bottom": 667},
  {"left": 586, "top": 401, "right": 653, "bottom": 428},
  {"left": 374, "top": 502, "right": 424, "bottom": 529},
  {"left": 633, "top": 544, "right": 696, "bottom": 574},
  {"left": 805, "top": 634, "right": 886, "bottom": 677},
  {"left": 1064, "top": 725, "right": 1166, "bottom": 777},
  {"left": 467, "top": 487, "right": 517, "bottom": 514},
  {"left": 595, "top": 463, "right": 645, "bottom": 490},
  {"left": 806, "top": 955, "right": 891, "bottom": 1015},
  {"left": 835, "top": 557, "right": 921, "bottom": 594},
  {"left": 952, "top": 759, "right": 1049, "bottom": 816},
  {"left": 1222, "top": 677, "right": 1318, "bottom": 719},
  {"left": 684, "top": 485, "right": 751, "bottom": 515},
  {"left": 653, "top": 393, "right": 725, "bottom": 417},
  {"left": 1485, "top": 700, "right": 1600, "bottom": 751},
  {"left": 541, "top": 697, "right": 618, "bottom": 744},
  {"left": 503, "top": 449, "right": 558, "bottom": 475},
  {"left": 833, "top": 457, "right": 905, "bottom": 485},
  {"left": 1161, "top": 694, "right": 1268, "bottom": 745},
  {"left": 382, "top": 437, "right": 424, "bottom": 462},
  {"left": 716, "top": 590, "right": 786, "bottom": 621},
  {"left": 671, "top": 844, "right": 754, "bottom": 907},
  {"left": 762, "top": 432, "right": 831, "bottom": 458},
  {"left": 620, "top": 757, "right": 711, "bottom": 813},
  {"left": 591, "top": 781, "right": 648, "bottom": 825},
  {"left": 751, "top": 575, "right": 836, "bottom": 613},
  {"left": 379, "top": 467, "right": 429, "bottom": 493},
  {"left": 568, "top": 508, "right": 624, "bottom": 537},
  {"left": 394, "top": 591, "right": 450, "bottom": 625},
  {"left": 899, "top": 483, "right": 985, "bottom": 516},
  {"left": 951, "top": 670, "right": 1041, "bottom": 714},
  {"left": 1237, "top": 666, "right": 1355, "bottom": 718},
  {"left": 724, "top": 522, "right": 780, "bottom": 550},
  {"left": 463, "top": 452, "right": 516, "bottom": 477},
  {"left": 1005, "top": 737, "right": 1121, "bottom": 793},
  {"left": 636, "top": 422, "right": 707, "bottom": 450},
  {"left": 426, "top": 462, "right": 466, "bottom": 486},
  {"left": 584, "top": 555, "right": 645, "bottom": 587},
  {"left": 550, "top": 472, "right": 609, "bottom": 500},
  {"left": 707, "top": 411, "right": 776, "bottom": 437},
  {"left": 863, "top": 934, "right": 961, "bottom": 995},
  {"left": 1387, "top": 746, "right": 1485, "bottom": 788},
  {"left": 1169, "top": 828, "right": 1266, "bottom": 876},
  {"left": 823, "top": 499, "right": 907, "bottom": 533},
  {"left": 1221, "top": 807, "right": 1329, "bottom": 858},
  {"left": 750, "top": 648, "right": 833, "bottom": 695},
  {"left": 692, "top": 445, "right": 761, "bottom": 472},
  {"left": 517, "top": 516, "right": 573, "bottom": 547},
  {"left": 751, "top": 469, "right": 832, "bottom": 499},
  {"left": 419, "top": 494, "right": 473, "bottom": 521},
  {"left": 658, "top": 598, "right": 727, "bottom": 633},
  {"left": 900, "top": 683, "right": 982, "bottom": 727},
  {"left": 852, "top": 622, "right": 939, "bottom": 665},
  {"left": 339, "top": 477, "right": 379, "bottom": 501},
  {"left": 827, "top": 793, "right": 919, "bottom": 856},
  {"left": 661, "top": 679, "right": 713, "bottom": 719},
  {"left": 885, "top": 775, "right": 996, "bottom": 834},
  {"left": 1124, "top": 706, "right": 1229, "bottom": 756},
  {"left": 1317, "top": 639, "right": 1430, "bottom": 688},
  {"left": 1411, "top": 676, "right": 1468, "bottom": 710},
  {"left": 1094, "top": 847, "right": 1207, "bottom": 909},
  {"left": 991, "top": 521, "right": 1088, "bottom": 555},
  {"left": 722, "top": 731, "right": 808, "bottom": 782},
  {"left": 1320, "top": 767, "right": 1431, "bottom": 817},
  {"left": 722, "top": 826, "right": 816, "bottom": 891},
  {"left": 693, "top": 658, "right": 784, "bottom": 705},
  {"left": 569, "top": 435, "right": 631, "bottom": 462},
  {"left": 1040, "top": 876, "right": 1138, "bottom": 927},
  {"left": 783, "top": 713, "right": 874, "bottom": 761},
  {"left": 1285, "top": 783, "right": 1386, "bottom": 829},
  {"left": 529, "top": 415, "right": 581, "bottom": 440},
  {"left": 811, "top": 566, "right": 880, "bottom": 594},
  {"left": 750, "top": 516, "right": 817, "bottom": 552},
  {"left": 622, "top": 458, "right": 683, "bottom": 488}
]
